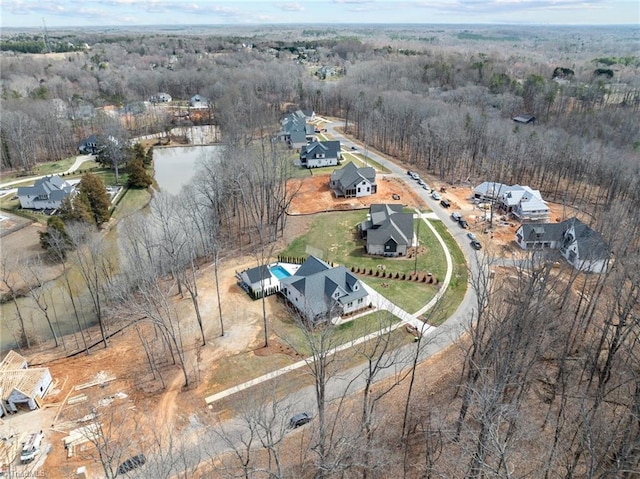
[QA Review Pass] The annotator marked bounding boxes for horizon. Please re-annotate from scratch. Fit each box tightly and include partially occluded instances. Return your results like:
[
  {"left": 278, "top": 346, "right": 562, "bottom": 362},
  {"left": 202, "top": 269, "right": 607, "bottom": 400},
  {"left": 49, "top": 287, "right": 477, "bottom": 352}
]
[{"left": 2, "top": 0, "right": 638, "bottom": 30}]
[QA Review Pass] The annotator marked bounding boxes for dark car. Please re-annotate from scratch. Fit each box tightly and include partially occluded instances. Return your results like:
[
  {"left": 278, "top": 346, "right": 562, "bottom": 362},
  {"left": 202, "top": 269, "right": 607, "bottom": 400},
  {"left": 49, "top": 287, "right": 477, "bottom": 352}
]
[
  {"left": 440, "top": 199, "right": 451, "bottom": 208},
  {"left": 459, "top": 219, "right": 469, "bottom": 229},
  {"left": 289, "top": 412, "right": 312, "bottom": 429},
  {"left": 471, "top": 240, "right": 482, "bottom": 250},
  {"left": 117, "top": 454, "right": 146, "bottom": 475}
]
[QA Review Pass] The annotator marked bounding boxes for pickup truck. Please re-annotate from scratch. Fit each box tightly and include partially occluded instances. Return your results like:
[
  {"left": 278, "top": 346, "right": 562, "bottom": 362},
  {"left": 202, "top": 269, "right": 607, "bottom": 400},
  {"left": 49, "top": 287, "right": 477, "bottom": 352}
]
[{"left": 21, "top": 431, "right": 43, "bottom": 464}]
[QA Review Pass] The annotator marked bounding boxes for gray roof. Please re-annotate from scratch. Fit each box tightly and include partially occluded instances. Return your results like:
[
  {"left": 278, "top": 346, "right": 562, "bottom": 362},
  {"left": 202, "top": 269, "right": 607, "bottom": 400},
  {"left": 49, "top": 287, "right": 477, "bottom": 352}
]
[
  {"left": 519, "top": 217, "right": 610, "bottom": 260},
  {"left": 563, "top": 218, "right": 610, "bottom": 260},
  {"left": 301, "top": 140, "right": 341, "bottom": 160},
  {"left": 17, "top": 175, "right": 74, "bottom": 204},
  {"left": 518, "top": 222, "right": 565, "bottom": 243},
  {"left": 289, "top": 130, "right": 307, "bottom": 144},
  {"left": 279, "top": 256, "right": 367, "bottom": 319},
  {"left": 330, "top": 162, "right": 376, "bottom": 190},
  {"left": 244, "top": 265, "right": 272, "bottom": 285},
  {"left": 369, "top": 204, "right": 403, "bottom": 227},
  {"left": 365, "top": 204, "right": 413, "bottom": 248}
]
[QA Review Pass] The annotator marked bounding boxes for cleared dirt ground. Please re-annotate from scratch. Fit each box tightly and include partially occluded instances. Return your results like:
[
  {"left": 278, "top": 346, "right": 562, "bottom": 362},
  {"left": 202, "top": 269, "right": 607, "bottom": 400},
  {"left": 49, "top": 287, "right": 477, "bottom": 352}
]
[{"left": 288, "top": 173, "right": 426, "bottom": 215}]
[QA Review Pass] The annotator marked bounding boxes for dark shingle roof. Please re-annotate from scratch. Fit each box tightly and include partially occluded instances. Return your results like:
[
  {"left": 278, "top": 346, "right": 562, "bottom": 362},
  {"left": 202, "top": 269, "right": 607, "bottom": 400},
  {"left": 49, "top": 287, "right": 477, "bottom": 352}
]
[
  {"left": 279, "top": 256, "right": 367, "bottom": 319},
  {"left": 330, "top": 162, "right": 376, "bottom": 190},
  {"left": 244, "top": 265, "right": 272, "bottom": 284}
]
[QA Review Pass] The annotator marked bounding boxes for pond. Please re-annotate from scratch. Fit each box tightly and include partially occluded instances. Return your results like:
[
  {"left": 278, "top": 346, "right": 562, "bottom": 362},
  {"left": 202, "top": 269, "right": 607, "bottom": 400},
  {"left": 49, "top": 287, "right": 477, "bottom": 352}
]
[
  {"left": 153, "top": 145, "right": 223, "bottom": 195},
  {"left": 0, "top": 144, "right": 225, "bottom": 353}
]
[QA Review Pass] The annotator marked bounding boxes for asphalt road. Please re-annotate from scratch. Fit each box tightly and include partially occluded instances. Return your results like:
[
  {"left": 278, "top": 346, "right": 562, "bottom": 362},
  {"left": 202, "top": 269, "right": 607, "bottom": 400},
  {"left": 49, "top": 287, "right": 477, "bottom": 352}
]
[{"left": 164, "top": 119, "right": 483, "bottom": 475}]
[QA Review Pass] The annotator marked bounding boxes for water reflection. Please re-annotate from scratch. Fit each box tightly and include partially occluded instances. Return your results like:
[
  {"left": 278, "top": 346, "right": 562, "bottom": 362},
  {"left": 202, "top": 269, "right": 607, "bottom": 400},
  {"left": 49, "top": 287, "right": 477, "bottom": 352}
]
[{"left": 153, "top": 145, "right": 223, "bottom": 195}]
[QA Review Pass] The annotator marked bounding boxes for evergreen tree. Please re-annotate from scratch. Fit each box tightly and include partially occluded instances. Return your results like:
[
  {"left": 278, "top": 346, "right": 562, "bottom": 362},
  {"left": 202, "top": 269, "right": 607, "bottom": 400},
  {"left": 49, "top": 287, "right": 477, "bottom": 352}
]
[
  {"left": 58, "top": 194, "right": 93, "bottom": 224},
  {"left": 78, "top": 173, "right": 111, "bottom": 225},
  {"left": 126, "top": 158, "right": 153, "bottom": 188},
  {"left": 39, "top": 216, "right": 73, "bottom": 259}
]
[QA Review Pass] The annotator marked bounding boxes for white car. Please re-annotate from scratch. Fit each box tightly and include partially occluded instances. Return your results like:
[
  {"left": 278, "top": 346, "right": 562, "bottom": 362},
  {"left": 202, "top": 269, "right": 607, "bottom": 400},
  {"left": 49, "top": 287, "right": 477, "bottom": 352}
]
[{"left": 431, "top": 192, "right": 441, "bottom": 200}]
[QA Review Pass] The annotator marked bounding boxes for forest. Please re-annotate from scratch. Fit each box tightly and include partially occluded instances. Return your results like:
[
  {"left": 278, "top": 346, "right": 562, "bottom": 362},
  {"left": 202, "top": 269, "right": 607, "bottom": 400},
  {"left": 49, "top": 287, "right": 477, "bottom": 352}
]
[{"left": 0, "top": 24, "right": 639, "bottom": 478}]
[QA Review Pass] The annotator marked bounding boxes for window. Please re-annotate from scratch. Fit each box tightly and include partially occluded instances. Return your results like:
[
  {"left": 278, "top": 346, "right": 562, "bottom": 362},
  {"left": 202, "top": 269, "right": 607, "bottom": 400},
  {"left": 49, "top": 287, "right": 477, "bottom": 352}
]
[
  {"left": 357, "top": 187, "right": 361, "bottom": 193},
  {"left": 358, "top": 298, "right": 363, "bottom": 304}
]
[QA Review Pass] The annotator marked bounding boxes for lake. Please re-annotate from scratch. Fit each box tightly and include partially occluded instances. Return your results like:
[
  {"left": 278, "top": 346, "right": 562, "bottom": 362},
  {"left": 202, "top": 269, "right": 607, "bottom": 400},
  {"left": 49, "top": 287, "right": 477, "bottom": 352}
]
[{"left": 153, "top": 145, "right": 223, "bottom": 195}]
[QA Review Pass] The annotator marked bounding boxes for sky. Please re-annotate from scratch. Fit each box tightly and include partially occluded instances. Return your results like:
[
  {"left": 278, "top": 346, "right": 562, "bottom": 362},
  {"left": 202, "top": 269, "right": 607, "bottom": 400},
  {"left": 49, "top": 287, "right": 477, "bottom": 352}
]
[{"left": 1, "top": 0, "right": 638, "bottom": 29}]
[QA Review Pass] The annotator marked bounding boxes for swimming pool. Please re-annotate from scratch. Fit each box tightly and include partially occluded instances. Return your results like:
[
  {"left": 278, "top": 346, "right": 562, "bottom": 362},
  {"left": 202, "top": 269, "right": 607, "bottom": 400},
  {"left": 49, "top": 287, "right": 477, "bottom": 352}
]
[{"left": 269, "top": 264, "right": 292, "bottom": 280}]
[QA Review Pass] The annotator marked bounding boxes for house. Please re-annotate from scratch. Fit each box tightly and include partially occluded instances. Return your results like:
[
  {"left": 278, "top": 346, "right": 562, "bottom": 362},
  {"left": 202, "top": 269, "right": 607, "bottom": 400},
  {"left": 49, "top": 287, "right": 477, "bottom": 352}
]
[
  {"left": 499, "top": 185, "right": 549, "bottom": 221},
  {"left": 189, "top": 95, "right": 209, "bottom": 108},
  {"left": 150, "top": 92, "right": 172, "bottom": 103},
  {"left": 473, "top": 182, "right": 550, "bottom": 222},
  {"left": 473, "top": 181, "right": 509, "bottom": 202},
  {"left": 300, "top": 141, "right": 341, "bottom": 168},
  {"left": 279, "top": 256, "right": 368, "bottom": 322},
  {"left": 0, "top": 351, "right": 53, "bottom": 417},
  {"left": 78, "top": 134, "right": 99, "bottom": 154},
  {"left": 330, "top": 162, "right": 377, "bottom": 198},
  {"left": 360, "top": 204, "right": 414, "bottom": 257},
  {"left": 279, "top": 111, "right": 315, "bottom": 149},
  {"left": 515, "top": 217, "right": 610, "bottom": 273},
  {"left": 17, "top": 175, "right": 75, "bottom": 210},
  {"left": 238, "top": 265, "right": 281, "bottom": 299},
  {"left": 512, "top": 114, "right": 536, "bottom": 124}
]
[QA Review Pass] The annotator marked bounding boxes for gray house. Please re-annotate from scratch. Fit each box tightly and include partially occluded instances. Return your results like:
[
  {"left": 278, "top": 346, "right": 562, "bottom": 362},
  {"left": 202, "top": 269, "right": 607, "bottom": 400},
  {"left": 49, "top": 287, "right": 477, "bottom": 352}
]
[
  {"left": 300, "top": 141, "right": 341, "bottom": 169},
  {"left": 17, "top": 175, "right": 74, "bottom": 210},
  {"left": 330, "top": 162, "right": 377, "bottom": 198},
  {"left": 279, "top": 256, "right": 368, "bottom": 322},
  {"left": 79, "top": 134, "right": 99, "bottom": 154},
  {"left": 279, "top": 111, "right": 315, "bottom": 149},
  {"left": 360, "top": 204, "right": 414, "bottom": 257},
  {"left": 515, "top": 217, "right": 610, "bottom": 273}
]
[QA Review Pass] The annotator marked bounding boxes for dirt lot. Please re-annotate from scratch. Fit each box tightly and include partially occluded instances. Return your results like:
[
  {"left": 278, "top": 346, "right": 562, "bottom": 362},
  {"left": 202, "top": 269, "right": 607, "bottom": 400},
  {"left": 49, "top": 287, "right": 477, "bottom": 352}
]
[
  {"left": 0, "top": 165, "right": 588, "bottom": 477},
  {"left": 288, "top": 173, "right": 426, "bottom": 215}
]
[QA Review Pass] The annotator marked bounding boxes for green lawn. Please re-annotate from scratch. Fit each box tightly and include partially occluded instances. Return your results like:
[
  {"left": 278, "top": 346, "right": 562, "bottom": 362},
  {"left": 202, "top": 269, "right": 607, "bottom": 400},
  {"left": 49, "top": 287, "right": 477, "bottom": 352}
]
[
  {"left": 279, "top": 210, "right": 454, "bottom": 312},
  {"left": 1, "top": 157, "right": 79, "bottom": 183}
]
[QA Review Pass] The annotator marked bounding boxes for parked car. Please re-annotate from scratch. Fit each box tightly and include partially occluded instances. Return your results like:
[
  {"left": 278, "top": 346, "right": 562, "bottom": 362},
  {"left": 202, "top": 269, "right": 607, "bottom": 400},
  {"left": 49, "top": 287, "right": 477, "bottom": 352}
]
[
  {"left": 451, "top": 212, "right": 461, "bottom": 221},
  {"left": 459, "top": 219, "right": 469, "bottom": 229},
  {"left": 471, "top": 239, "right": 482, "bottom": 250},
  {"left": 431, "top": 192, "right": 441, "bottom": 200},
  {"left": 118, "top": 454, "right": 146, "bottom": 475},
  {"left": 422, "top": 184, "right": 429, "bottom": 190},
  {"left": 289, "top": 412, "right": 312, "bottom": 429},
  {"left": 392, "top": 193, "right": 400, "bottom": 200},
  {"left": 440, "top": 199, "right": 451, "bottom": 208},
  {"left": 467, "top": 232, "right": 477, "bottom": 241},
  {"left": 417, "top": 179, "right": 425, "bottom": 186},
  {"left": 407, "top": 170, "right": 414, "bottom": 176},
  {"left": 351, "top": 146, "right": 358, "bottom": 150}
]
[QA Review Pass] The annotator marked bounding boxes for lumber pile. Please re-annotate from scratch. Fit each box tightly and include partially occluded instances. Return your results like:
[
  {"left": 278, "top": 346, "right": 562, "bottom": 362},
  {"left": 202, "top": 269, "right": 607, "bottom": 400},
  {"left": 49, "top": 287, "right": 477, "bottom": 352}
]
[{"left": 62, "top": 424, "right": 100, "bottom": 458}]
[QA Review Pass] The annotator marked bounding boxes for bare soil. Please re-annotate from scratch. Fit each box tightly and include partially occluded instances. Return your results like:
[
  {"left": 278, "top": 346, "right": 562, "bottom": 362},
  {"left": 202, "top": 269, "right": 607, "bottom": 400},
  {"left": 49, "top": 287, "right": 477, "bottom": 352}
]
[{"left": 288, "top": 173, "right": 426, "bottom": 215}]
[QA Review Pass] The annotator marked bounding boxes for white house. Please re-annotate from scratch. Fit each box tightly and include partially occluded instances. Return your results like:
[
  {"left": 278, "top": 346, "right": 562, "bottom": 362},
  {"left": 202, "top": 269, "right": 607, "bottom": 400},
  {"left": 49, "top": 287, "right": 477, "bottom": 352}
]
[
  {"left": 473, "top": 181, "right": 550, "bottom": 222},
  {"left": 17, "top": 175, "right": 75, "bottom": 210},
  {"left": 330, "top": 162, "right": 377, "bottom": 198},
  {"left": 300, "top": 141, "right": 341, "bottom": 169},
  {"left": 515, "top": 217, "right": 610, "bottom": 273},
  {"left": 0, "top": 351, "right": 53, "bottom": 416}
]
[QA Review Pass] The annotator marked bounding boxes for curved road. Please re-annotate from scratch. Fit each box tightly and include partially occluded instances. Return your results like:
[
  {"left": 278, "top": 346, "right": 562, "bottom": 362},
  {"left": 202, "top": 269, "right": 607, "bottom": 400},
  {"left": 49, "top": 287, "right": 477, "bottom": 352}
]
[{"left": 191, "top": 119, "right": 483, "bottom": 472}]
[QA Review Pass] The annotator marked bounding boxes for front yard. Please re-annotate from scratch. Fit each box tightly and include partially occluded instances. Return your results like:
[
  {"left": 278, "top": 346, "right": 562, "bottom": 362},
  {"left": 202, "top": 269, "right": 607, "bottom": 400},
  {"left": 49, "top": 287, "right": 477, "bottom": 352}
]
[{"left": 279, "top": 210, "right": 460, "bottom": 313}]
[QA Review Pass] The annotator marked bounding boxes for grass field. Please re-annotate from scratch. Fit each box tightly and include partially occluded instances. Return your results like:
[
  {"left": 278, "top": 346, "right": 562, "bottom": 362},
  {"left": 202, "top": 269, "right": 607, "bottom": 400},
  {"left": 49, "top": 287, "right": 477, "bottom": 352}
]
[{"left": 279, "top": 210, "right": 458, "bottom": 312}]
